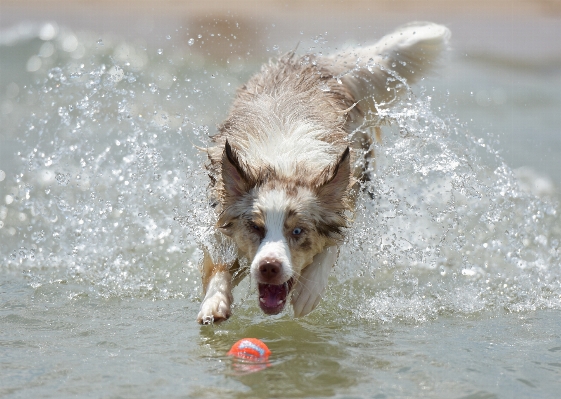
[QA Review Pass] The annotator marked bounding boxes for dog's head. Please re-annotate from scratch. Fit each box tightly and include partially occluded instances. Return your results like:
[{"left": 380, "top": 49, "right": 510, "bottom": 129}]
[{"left": 217, "top": 140, "right": 351, "bottom": 315}]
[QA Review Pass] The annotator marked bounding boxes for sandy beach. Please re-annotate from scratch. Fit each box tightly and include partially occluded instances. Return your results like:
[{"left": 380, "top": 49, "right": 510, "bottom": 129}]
[{"left": 1, "top": 0, "right": 560, "bottom": 17}]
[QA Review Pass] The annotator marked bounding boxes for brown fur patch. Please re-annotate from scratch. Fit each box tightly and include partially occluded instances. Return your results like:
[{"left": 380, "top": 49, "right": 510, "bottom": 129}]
[{"left": 201, "top": 250, "right": 231, "bottom": 294}]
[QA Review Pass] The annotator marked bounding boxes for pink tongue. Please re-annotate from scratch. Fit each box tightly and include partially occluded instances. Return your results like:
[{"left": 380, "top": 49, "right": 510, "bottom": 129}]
[{"left": 260, "top": 284, "right": 286, "bottom": 309}]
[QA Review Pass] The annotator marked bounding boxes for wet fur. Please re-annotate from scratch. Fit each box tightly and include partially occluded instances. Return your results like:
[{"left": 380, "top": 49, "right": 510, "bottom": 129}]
[{"left": 197, "top": 22, "right": 450, "bottom": 323}]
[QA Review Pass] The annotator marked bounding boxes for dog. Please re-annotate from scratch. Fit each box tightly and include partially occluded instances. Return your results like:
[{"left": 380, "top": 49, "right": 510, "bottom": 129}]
[{"left": 197, "top": 22, "right": 450, "bottom": 324}]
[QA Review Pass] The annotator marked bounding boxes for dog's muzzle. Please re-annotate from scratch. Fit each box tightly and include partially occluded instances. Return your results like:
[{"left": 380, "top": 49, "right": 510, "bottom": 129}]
[
  {"left": 258, "top": 278, "right": 295, "bottom": 315},
  {"left": 256, "top": 258, "right": 294, "bottom": 314}
]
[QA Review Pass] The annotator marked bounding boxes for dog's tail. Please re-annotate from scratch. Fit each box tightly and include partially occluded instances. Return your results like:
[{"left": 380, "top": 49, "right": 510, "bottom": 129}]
[{"left": 327, "top": 22, "right": 451, "bottom": 114}]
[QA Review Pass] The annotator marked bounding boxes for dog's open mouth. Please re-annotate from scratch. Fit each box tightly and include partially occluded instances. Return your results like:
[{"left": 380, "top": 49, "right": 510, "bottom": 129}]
[{"left": 258, "top": 278, "right": 294, "bottom": 315}]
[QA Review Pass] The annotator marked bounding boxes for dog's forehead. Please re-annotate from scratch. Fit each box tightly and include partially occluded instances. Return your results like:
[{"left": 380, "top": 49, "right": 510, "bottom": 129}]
[{"left": 254, "top": 185, "right": 316, "bottom": 219}]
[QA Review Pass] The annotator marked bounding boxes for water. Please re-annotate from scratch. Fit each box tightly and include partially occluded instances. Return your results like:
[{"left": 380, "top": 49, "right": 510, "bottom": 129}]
[{"left": 1, "top": 21, "right": 560, "bottom": 398}]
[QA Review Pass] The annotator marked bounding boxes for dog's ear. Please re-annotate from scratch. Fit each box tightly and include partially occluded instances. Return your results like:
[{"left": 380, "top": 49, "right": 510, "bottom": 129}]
[
  {"left": 221, "top": 140, "right": 251, "bottom": 198},
  {"left": 316, "top": 147, "right": 351, "bottom": 206}
]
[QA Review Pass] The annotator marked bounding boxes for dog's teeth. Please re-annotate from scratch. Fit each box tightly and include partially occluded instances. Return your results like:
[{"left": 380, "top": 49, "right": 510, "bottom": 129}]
[
  {"left": 277, "top": 300, "right": 283, "bottom": 305},
  {"left": 260, "top": 298, "right": 266, "bottom": 303}
]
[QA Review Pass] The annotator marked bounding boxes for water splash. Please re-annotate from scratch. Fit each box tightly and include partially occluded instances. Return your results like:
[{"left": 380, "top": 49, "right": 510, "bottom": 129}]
[
  {"left": 335, "top": 91, "right": 561, "bottom": 323},
  {"left": 0, "top": 25, "right": 230, "bottom": 301},
  {"left": 1, "top": 25, "right": 559, "bottom": 323}
]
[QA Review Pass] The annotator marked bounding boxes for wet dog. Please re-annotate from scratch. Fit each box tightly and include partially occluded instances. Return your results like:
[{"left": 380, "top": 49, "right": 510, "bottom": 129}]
[{"left": 197, "top": 22, "right": 450, "bottom": 323}]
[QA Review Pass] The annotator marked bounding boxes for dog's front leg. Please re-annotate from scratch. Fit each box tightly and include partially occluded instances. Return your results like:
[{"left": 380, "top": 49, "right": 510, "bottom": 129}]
[
  {"left": 291, "top": 246, "right": 338, "bottom": 317},
  {"left": 197, "top": 251, "right": 235, "bottom": 324}
]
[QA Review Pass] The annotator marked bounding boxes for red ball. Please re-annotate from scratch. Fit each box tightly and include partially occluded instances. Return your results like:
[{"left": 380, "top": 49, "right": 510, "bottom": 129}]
[{"left": 227, "top": 338, "right": 271, "bottom": 361}]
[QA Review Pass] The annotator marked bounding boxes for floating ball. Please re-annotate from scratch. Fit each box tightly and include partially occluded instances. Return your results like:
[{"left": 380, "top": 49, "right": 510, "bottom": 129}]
[{"left": 227, "top": 338, "right": 271, "bottom": 361}]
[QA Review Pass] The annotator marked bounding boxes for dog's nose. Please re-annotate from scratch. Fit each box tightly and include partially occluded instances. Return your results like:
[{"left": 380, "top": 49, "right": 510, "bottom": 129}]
[{"left": 259, "top": 260, "right": 281, "bottom": 280}]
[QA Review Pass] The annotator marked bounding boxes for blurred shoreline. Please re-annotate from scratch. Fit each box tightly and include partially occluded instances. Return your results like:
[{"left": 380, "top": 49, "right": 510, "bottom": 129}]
[
  {"left": 2, "top": 0, "right": 561, "bottom": 16},
  {"left": 1, "top": 0, "right": 561, "bottom": 61}
]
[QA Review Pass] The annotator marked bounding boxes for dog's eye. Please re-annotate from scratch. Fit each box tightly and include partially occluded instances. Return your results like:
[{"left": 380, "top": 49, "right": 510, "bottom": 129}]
[
  {"left": 249, "top": 222, "right": 261, "bottom": 232},
  {"left": 292, "top": 227, "right": 303, "bottom": 236},
  {"left": 247, "top": 222, "right": 265, "bottom": 239}
]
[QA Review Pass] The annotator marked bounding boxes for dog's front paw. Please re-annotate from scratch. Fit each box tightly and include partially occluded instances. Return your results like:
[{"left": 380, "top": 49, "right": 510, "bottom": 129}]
[{"left": 197, "top": 291, "right": 232, "bottom": 324}]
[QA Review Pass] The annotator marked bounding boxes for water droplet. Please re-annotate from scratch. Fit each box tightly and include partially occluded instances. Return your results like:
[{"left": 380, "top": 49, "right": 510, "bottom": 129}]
[
  {"left": 108, "top": 66, "right": 124, "bottom": 83},
  {"left": 39, "top": 23, "right": 59, "bottom": 41},
  {"left": 26, "top": 56, "right": 42, "bottom": 72},
  {"left": 62, "top": 34, "right": 78, "bottom": 52}
]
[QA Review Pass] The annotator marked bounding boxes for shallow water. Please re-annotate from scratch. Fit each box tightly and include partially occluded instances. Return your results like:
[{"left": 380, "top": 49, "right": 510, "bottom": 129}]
[{"left": 1, "top": 21, "right": 560, "bottom": 398}]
